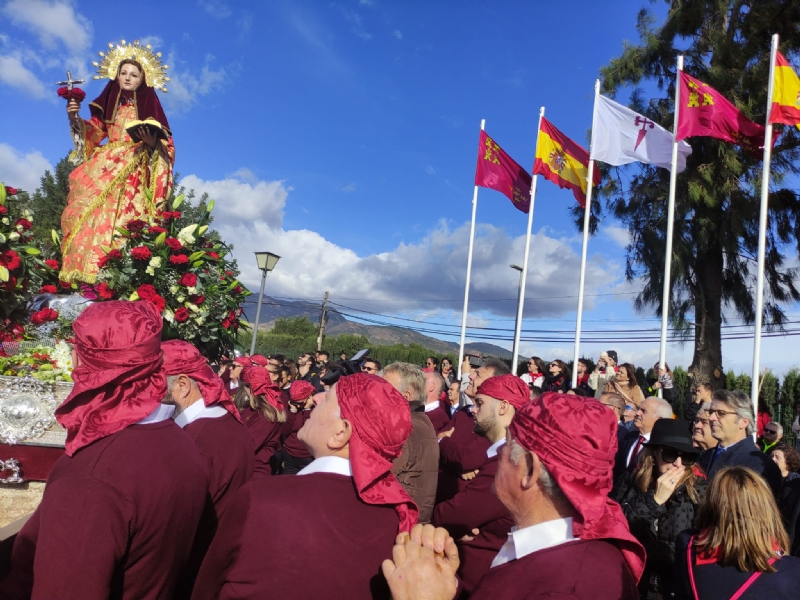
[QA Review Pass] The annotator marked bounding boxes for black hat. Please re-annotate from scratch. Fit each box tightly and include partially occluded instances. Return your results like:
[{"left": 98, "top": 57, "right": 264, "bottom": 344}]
[
  {"left": 606, "top": 350, "right": 618, "bottom": 363},
  {"left": 644, "top": 419, "right": 699, "bottom": 455}
]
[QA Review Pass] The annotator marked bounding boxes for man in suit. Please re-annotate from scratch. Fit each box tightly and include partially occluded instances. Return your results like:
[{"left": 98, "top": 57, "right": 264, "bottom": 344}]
[
  {"left": 612, "top": 397, "right": 673, "bottom": 492},
  {"left": 702, "top": 389, "right": 781, "bottom": 495}
]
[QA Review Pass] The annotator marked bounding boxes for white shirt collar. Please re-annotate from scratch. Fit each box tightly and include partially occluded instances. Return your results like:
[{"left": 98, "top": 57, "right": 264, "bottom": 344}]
[
  {"left": 136, "top": 404, "right": 175, "bottom": 425},
  {"left": 491, "top": 517, "right": 577, "bottom": 568},
  {"left": 297, "top": 455, "right": 353, "bottom": 477},
  {"left": 423, "top": 401, "right": 440, "bottom": 413},
  {"left": 173, "top": 398, "right": 228, "bottom": 429},
  {"left": 486, "top": 438, "right": 506, "bottom": 459}
]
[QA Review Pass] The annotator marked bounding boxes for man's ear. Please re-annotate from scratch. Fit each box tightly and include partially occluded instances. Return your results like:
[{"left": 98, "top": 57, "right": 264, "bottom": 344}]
[
  {"left": 520, "top": 451, "right": 539, "bottom": 490},
  {"left": 329, "top": 418, "right": 352, "bottom": 451}
]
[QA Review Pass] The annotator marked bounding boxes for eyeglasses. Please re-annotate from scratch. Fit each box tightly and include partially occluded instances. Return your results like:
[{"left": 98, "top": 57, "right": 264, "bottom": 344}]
[
  {"left": 550, "top": 363, "right": 559, "bottom": 368},
  {"left": 707, "top": 408, "right": 738, "bottom": 418},
  {"left": 764, "top": 429, "right": 779, "bottom": 435},
  {"left": 361, "top": 366, "right": 378, "bottom": 373},
  {"left": 659, "top": 447, "right": 697, "bottom": 466},
  {"left": 693, "top": 418, "right": 710, "bottom": 426}
]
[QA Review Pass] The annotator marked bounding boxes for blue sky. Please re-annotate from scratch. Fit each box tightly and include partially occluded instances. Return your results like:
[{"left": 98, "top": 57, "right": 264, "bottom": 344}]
[{"left": 1, "top": 0, "right": 798, "bottom": 377}]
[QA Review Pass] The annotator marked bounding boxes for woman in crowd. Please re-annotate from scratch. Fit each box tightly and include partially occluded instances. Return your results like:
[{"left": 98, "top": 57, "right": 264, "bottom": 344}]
[
  {"left": 542, "top": 359, "right": 570, "bottom": 393},
  {"left": 283, "top": 358, "right": 299, "bottom": 381},
  {"left": 675, "top": 466, "right": 800, "bottom": 598},
  {"left": 604, "top": 362, "right": 645, "bottom": 410},
  {"left": 233, "top": 367, "right": 286, "bottom": 477},
  {"left": 644, "top": 362, "right": 676, "bottom": 403},
  {"left": 769, "top": 443, "right": 800, "bottom": 496},
  {"left": 520, "top": 356, "right": 546, "bottom": 388},
  {"left": 615, "top": 419, "right": 706, "bottom": 598},
  {"left": 439, "top": 358, "right": 456, "bottom": 385},
  {"left": 757, "top": 399, "right": 772, "bottom": 438}
]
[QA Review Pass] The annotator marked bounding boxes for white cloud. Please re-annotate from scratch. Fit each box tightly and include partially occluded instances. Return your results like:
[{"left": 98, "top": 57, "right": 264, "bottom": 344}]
[
  {"left": 0, "top": 55, "right": 47, "bottom": 98},
  {"left": 198, "top": 0, "right": 231, "bottom": 18},
  {"left": 342, "top": 183, "right": 357, "bottom": 192},
  {"left": 0, "top": 143, "right": 54, "bottom": 193},
  {"left": 604, "top": 225, "right": 631, "bottom": 248},
  {"left": 393, "top": 29, "right": 403, "bottom": 40},
  {"left": 425, "top": 165, "right": 436, "bottom": 175},
  {"left": 163, "top": 54, "right": 228, "bottom": 113},
  {"left": 2, "top": 0, "right": 92, "bottom": 55},
  {"left": 180, "top": 174, "right": 287, "bottom": 229}
]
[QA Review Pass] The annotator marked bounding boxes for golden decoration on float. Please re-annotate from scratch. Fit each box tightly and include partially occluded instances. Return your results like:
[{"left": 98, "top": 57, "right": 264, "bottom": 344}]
[{"left": 92, "top": 39, "right": 171, "bottom": 92}]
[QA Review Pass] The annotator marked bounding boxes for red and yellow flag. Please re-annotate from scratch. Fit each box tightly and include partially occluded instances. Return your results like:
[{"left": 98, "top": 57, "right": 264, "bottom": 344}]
[
  {"left": 770, "top": 51, "right": 800, "bottom": 130},
  {"left": 533, "top": 118, "right": 599, "bottom": 208},
  {"left": 474, "top": 130, "right": 533, "bottom": 213}
]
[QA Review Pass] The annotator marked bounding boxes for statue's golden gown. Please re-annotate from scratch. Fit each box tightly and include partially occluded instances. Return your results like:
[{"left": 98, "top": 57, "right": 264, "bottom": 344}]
[{"left": 59, "top": 102, "right": 175, "bottom": 284}]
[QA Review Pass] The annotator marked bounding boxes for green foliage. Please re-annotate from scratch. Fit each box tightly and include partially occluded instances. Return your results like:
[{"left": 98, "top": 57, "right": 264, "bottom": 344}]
[
  {"left": 671, "top": 367, "right": 690, "bottom": 419},
  {"left": 28, "top": 157, "right": 74, "bottom": 251},
  {"left": 594, "top": 1, "right": 800, "bottom": 386},
  {"left": 273, "top": 316, "right": 318, "bottom": 338},
  {"left": 780, "top": 368, "right": 800, "bottom": 409}
]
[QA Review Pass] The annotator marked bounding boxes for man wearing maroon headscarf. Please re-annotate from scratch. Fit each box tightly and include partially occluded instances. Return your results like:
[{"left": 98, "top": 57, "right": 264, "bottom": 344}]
[
  {"left": 279, "top": 379, "right": 317, "bottom": 474},
  {"left": 432, "top": 374, "right": 526, "bottom": 593},
  {"left": 0, "top": 301, "right": 208, "bottom": 600},
  {"left": 162, "top": 341, "right": 254, "bottom": 599},
  {"left": 383, "top": 392, "right": 645, "bottom": 600},
  {"left": 191, "top": 373, "right": 417, "bottom": 600}
]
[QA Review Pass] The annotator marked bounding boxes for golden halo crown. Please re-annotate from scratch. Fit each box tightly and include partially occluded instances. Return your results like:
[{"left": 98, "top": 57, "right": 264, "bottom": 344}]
[{"left": 92, "top": 39, "right": 170, "bottom": 93}]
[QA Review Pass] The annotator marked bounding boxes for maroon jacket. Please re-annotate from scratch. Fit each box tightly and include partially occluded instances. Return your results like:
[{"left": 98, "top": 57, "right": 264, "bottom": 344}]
[
  {"left": 240, "top": 407, "right": 282, "bottom": 477},
  {"left": 470, "top": 539, "right": 638, "bottom": 600},
  {"left": 0, "top": 421, "right": 208, "bottom": 600},
  {"left": 191, "top": 472, "right": 398, "bottom": 600},
  {"left": 281, "top": 408, "right": 313, "bottom": 459},
  {"left": 432, "top": 454, "right": 514, "bottom": 594},
  {"left": 437, "top": 408, "right": 491, "bottom": 505},
  {"left": 423, "top": 403, "right": 452, "bottom": 434}
]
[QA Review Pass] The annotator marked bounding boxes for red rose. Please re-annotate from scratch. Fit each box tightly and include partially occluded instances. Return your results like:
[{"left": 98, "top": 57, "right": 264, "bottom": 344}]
[
  {"left": 130, "top": 246, "right": 152, "bottom": 261},
  {"left": 225, "top": 270, "right": 233, "bottom": 276},
  {"left": 1, "top": 276, "right": 17, "bottom": 291},
  {"left": 56, "top": 87, "right": 85, "bottom": 102},
  {"left": 174, "top": 307, "right": 190, "bottom": 322},
  {"left": 233, "top": 286, "right": 243, "bottom": 294},
  {"left": 151, "top": 295, "right": 166, "bottom": 313},
  {"left": 160, "top": 211, "right": 181, "bottom": 220},
  {"left": 137, "top": 284, "right": 157, "bottom": 300},
  {"left": 98, "top": 249, "right": 123, "bottom": 269},
  {"left": 39, "top": 285, "right": 58, "bottom": 294},
  {"left": 15, "top": 218, "right": 32, "bottom": 231},
  {"left": 169, "top": 254, "right": 189, "bottom": 265},
  {"left": 149, "top": 225, "right": 167, "bottom": 234},
  {"left": 0, "top": 206, "right": 6, "bottom": 214},
  {"left": 0, "top": 250, "right": 22, "bottom": 271},
  {"left": 222, "top": 318, "right": 232, "bottom": 329},
  {"left": 206, "top": 251, "right": 220, "bottom": 260},
  {"left": 30, "top": 308, "right": 59, "bottom": 326},
  {"left": 179, "top": 273, "right": 197, "bottom": 287},
  {"left": 59, "top": 280, "right": 72, "bottom": 289},
  {"left": 126, "top": 219, "right": 147, "bottom": 232},
  {"left": 44, "top": 259, "right": 59, "bottom": 269},
  {"left": 97, "top": 282, "right": 115, "bottom": 299},
  {"left": 4, "top": 186, "right": 18, "bottom": 196},
  {"left": 188, "top": 294, "right": 205, "bottom": 305},
  {"left": 165, "top": 237, "right": 182, "bottom": 250}
]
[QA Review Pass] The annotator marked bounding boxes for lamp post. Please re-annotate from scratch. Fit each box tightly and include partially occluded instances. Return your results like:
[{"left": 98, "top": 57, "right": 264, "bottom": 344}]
[
  {"left": 510, "top": 264, "right": 524, "bottom": 373},
  {"left": 249, "top": 251, "right": 281, "bottom": 356}
]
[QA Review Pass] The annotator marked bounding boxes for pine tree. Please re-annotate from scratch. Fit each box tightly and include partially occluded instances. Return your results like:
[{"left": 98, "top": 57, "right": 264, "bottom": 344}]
[
  {"left": 29, "top": 156, "right": 75, "bottom": 251},
  {"left": 592, "top": 1, "right": 800, "bottom": 387}
]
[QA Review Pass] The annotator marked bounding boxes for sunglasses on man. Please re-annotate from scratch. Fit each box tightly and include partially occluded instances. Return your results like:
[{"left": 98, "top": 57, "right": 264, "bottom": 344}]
[
  {"left": 659, "top": 446, "right": 697, "bottom": 466},
  {"left": 764, "top": 428, "right": 779, "bottom": 435}
]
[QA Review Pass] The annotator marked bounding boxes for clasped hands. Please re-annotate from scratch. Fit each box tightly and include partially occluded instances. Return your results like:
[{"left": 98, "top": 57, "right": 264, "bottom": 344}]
[{"left": 382, "top": 524, "right": 460, "bottom": 600}]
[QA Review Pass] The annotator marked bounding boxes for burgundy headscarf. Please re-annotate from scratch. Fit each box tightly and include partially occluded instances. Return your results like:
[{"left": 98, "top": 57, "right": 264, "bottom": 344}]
[
  {"left": 250, "top": 354, "right": 269, "bottom": 367},
  {"left": 233, "top": 356, "right": 250, "bottom": 367},
  {"left": 241, "top": 366, "right": 283, "bottom": 411},
  {"left": 161, "top": 340, "right": 240, "bottom": 421},
  {"left": 89, "top": 62, "right": 171, "bottom": 134},
  {"left": 508, "top": 392, "right": 646, "bottom": 582},
  {"left": 477, "top": 374, "right": 530, "bottom": 409},
  {"left": 55, "top": 301, "right": 166, "bottom": 456},
  {"left": 290, "top": 380, "right": 317, "bottom": 402},
  {"left": 335, "top": 373, "right": 418, "bottom": 533}
]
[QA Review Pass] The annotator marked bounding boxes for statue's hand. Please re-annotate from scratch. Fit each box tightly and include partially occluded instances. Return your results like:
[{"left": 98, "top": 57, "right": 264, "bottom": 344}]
[
  {"left": 67, "top": 99, "right": 81, "bottom": 123},
  {"left": 138, "top": 126, "right": 158, "bottom": 150}
]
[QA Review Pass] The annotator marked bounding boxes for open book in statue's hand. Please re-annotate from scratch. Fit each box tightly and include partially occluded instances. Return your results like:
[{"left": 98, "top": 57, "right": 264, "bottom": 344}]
[{"left": 125, "top": 118, "right": 168, "bottom": 143}]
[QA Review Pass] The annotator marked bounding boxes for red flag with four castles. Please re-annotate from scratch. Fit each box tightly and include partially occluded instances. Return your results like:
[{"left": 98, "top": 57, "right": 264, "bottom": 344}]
[{"left": 474, "top": 130, "right": 533, "bottom": 213}]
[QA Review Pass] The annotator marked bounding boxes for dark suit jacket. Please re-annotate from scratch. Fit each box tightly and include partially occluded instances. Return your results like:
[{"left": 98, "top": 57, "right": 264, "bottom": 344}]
[
  {"left": 613, "top": 430, "right": 642, "bottom": 485},
  {"left": 699, "top": 436, "right": 782, "bottom": 496}
]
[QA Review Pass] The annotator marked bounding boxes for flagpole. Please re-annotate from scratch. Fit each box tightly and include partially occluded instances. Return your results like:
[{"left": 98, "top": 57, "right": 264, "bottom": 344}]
[
  {"left": 571, "top": 82, "right": 600, "bottom": 388},
  {"left": 511, "top": 107, "right": 545, "bottom": 374},
  {"left": 751, "top": 34, "right": 779, "bottom": 439},
  {"left": 458, "top": 119, "right": 486, "bottom": 380},
  {"left": 658, "top": 55, "right": 684, "bottom": 395}
]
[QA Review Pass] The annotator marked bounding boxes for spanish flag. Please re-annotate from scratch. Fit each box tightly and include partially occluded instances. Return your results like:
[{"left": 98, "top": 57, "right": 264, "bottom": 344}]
[
  {"left": 533, "top": 118, "right": 600, "bottom": 207},
  {"left": 770, "top": 51, "right": 800, "bottom": 130}
]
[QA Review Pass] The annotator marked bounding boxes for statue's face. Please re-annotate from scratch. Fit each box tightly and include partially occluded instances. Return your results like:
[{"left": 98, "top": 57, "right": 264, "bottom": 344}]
[{"left": 118, "top": 63, "right": 142, "bottom": 91}]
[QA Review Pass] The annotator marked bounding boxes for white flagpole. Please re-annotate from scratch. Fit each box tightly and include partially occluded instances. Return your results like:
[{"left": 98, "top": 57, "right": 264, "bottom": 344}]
[
  {"left": 458, "top": 119, "right": 485, "bottom": 379},
  {"left": 658, "top": 55, "right": 684, "bottom": 394},
  {"left": 751, "top": 34, "right": 778, "bottom": 439},
  {"left": 511, "top": 107, "right": 545, "bottom": 374},
  {"left": 571, "top": 82, "right": 600, "bottom": 388}
]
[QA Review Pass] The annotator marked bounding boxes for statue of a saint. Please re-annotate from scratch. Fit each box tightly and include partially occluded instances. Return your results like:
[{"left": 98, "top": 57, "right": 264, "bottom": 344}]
[{"left": 59, "top": 40, "right": 174, "bottom": 285}]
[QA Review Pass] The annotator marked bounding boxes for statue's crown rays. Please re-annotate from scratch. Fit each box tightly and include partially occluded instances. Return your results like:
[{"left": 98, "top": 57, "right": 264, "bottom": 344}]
[{"left": 92, "top": 39, "right": 170, "bottom": 93}]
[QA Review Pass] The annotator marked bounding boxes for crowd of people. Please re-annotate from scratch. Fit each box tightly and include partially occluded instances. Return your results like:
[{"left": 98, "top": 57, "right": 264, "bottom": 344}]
[{"left": 3, "top": 314, "right": 800, "bottom": 600}]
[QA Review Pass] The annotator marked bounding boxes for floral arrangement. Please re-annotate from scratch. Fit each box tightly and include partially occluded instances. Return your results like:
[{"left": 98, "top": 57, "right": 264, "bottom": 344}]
[
  {"left": 0, "top": 340, "right": 73, "bottom": 382},
  {"left": 0, "top": 184, "right": 61, "bottom": 342},
  {"left": 93, "top": 194, "right": 250, "bottom": 360}
]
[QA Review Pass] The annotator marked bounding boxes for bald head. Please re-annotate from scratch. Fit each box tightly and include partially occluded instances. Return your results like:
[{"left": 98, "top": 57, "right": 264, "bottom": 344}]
[
  {"left": 425, "top": 371, "right": 445, "bottom": 404},
  {"left": 634, "top": 396, "right": 673, "bottom": 435}
]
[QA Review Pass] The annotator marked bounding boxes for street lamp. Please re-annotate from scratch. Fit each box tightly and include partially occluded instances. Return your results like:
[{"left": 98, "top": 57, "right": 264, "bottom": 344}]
[
  {"left": 249, "top": 251, "right": 281, "bottom": 356},
  {"left": 510, "top": 264, "right": 524, "bottom": 373}
]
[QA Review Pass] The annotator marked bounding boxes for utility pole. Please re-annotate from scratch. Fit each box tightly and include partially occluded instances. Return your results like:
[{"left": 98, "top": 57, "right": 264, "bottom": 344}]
[{"left": 317, "top": 291, "right": 329, "bottom": 351}]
